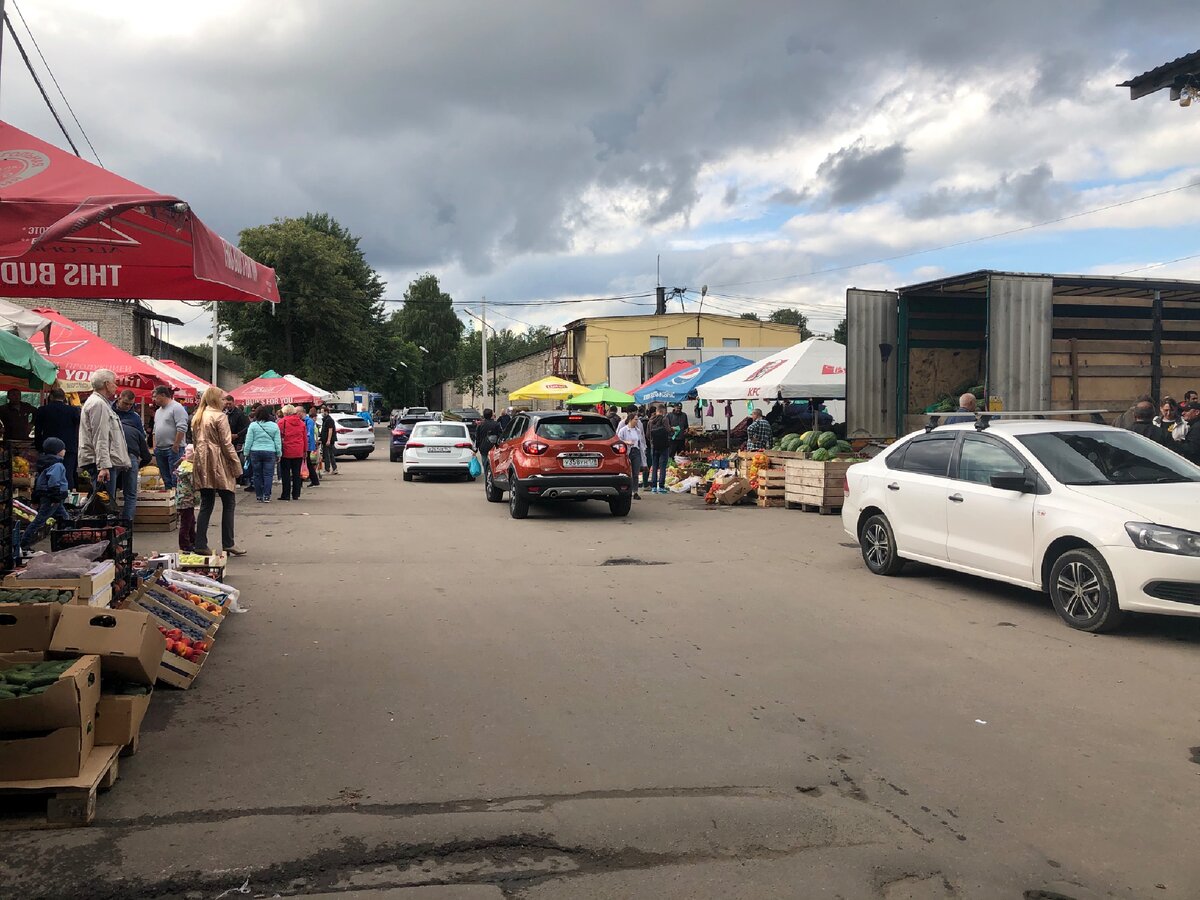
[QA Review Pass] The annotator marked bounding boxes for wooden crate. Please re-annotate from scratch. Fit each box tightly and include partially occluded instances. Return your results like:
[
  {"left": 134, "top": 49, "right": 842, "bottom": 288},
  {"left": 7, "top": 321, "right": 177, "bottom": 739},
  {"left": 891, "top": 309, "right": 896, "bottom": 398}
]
[
  {"left": 0, "top": 745, "right": 121, "bottom": 830},
  {"left": 783, "top": 458, "right": 860, "bottom": 511}
]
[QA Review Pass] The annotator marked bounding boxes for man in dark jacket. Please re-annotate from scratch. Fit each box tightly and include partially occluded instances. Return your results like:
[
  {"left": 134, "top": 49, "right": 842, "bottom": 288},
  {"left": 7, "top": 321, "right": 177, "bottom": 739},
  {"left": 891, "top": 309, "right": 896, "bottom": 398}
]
[
  {"left": 1126, "top": 400, "right": 1164, "bottom": 444},
  {"left": 666, "top": 402, "right": 689, "bottom": 459},
  {"left": 320, "top": 408, "right": 339, "bottom": 474},
  {"left": 1173, "top": 402, "right": 1200, "bottom": 464},
  {"left": 474, "top": 409, "right": 503, "bottom": 476},
  {"left": 33, "top": 387, "right": 81, "bottom": 488},
  {"left": 224, "top": 395, "right": 251, "bottom": 485},
  {"left": 114, "top": 390, "right": 152, "bottom": 523}
]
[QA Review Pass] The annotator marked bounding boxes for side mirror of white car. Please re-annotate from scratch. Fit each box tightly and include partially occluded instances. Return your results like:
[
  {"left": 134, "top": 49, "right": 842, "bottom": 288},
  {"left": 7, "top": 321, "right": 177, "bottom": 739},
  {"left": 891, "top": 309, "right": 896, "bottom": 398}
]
[{"left": 990, "top": 472, "right": 1033, "bottom": 493}]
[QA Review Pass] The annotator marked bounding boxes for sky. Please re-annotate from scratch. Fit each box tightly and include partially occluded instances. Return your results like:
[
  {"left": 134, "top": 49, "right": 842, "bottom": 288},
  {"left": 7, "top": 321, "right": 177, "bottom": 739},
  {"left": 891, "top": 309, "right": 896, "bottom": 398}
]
[{"left": 3, "top": 1, "right": 1199, "bottom": 345}]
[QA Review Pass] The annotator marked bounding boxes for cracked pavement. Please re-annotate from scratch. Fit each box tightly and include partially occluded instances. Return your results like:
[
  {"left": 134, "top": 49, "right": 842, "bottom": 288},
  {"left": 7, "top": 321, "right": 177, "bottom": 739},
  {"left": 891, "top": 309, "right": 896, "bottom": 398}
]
[{"left": 2, "top": 446, "right": 1197, "bottom": 898}]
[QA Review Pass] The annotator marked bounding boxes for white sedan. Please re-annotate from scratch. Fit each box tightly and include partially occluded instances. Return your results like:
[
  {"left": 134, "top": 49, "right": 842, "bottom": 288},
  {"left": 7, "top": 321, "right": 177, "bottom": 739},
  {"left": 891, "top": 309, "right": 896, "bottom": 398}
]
[
  {"left": 402, "top": 421, "right": 476, "bottom": 482},
  {"left": 843, "top": 419, "right": 1200, "bottom": 633}
]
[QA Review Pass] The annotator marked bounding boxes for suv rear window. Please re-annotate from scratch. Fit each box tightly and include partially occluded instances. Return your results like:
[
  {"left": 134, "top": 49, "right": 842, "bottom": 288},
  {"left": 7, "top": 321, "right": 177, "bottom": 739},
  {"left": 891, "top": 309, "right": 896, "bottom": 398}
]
[
  {"left": 338, "top": 417, "right": 370, "bottom": 429},
  {"left": 535, "top": 416, "right": 615, "bottom": 441}
]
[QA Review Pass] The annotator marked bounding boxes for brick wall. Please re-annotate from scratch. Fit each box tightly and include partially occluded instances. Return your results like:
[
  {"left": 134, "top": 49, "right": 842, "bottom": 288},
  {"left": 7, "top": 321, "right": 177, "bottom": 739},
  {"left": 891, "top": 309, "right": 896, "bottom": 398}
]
[{"left": 5, "top": 297, "right": 138, "bottom": 351}]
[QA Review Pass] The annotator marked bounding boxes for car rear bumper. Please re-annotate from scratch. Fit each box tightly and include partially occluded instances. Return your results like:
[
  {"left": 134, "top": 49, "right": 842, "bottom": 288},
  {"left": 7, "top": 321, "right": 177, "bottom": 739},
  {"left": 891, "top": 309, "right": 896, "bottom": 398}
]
[
  {"left": 517, "top": 472, "right": 632, "bottom": 500},
  {"left": 1102, "top": 545, "right": 1200, "bottom": 618}
]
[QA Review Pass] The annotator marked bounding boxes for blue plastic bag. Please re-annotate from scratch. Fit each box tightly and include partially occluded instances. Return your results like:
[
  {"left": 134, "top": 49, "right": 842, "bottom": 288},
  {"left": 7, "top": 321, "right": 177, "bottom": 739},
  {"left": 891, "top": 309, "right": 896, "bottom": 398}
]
[{"left": 468, "top": 455, "right": 482, "bottom": 477}]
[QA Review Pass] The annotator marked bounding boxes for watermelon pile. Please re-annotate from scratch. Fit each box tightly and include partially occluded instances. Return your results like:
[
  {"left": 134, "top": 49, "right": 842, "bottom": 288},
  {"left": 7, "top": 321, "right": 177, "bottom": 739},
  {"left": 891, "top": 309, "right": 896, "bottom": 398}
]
[{"left": 772, "top": 430, "right": 853, "bottom": 460}]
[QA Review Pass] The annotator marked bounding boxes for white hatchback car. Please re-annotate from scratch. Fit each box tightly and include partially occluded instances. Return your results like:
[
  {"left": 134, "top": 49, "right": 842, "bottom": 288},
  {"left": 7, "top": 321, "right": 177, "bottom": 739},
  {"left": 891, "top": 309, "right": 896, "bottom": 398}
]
[
  {"left": 330, "top": 413, "right": 376, "bottom": 460},
  {"left": 843, "top": 419, "right": 1200, "bottom": 632},
  {"left": 402, "top": 421, "right": 475, "bottom": 482}
]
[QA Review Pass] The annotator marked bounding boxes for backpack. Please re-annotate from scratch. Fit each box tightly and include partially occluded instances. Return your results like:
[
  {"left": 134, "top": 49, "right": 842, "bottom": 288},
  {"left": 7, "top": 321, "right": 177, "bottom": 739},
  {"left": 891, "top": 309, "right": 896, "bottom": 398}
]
[{"left": 649, "top": 418, "right": 670, "bottom": 449}]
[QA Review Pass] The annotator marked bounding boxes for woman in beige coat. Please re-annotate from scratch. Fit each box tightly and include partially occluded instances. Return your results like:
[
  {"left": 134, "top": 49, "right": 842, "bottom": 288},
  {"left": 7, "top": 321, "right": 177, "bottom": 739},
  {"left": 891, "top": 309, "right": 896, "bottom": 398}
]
[{"left": 192, "top": 386, "right": 246, "bottom": 556}]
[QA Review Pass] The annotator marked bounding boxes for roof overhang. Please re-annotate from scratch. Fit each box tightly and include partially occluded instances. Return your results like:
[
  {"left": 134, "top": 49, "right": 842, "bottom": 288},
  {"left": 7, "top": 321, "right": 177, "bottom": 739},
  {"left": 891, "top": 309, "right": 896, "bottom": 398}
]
[
  {"left": 1118, "top": 49, "right": 1200, "bottom": 100},
  {"left": 892, "top": 269, "right": 1200, "bottom": 303}
]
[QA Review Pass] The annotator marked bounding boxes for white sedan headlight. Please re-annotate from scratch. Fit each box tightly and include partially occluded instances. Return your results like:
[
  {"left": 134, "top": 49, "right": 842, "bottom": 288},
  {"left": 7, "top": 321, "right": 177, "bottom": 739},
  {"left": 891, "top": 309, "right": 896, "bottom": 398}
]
[{"left": 1125, "top": 522, "right": 1200, "bottom": 557}]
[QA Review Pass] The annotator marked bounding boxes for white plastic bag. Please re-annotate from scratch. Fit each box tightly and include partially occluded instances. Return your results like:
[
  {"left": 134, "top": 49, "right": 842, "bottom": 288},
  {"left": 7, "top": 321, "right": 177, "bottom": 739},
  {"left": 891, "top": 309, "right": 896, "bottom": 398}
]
[
  {"left": 162, "top": 569, "right": 246, "bottom": 613},
  {"left": 670, "top": 476, "right": 702, "bottom": 493}
]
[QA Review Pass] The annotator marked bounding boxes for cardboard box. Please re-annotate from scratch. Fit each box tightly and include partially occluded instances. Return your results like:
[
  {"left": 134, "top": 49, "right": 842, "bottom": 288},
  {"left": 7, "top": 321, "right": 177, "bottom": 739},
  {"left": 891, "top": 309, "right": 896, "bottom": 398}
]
[
  {"left": 88, "top": 584, "right": 114, "bottom": 609},
  {"left": 0, "top": 726, "right": 92, "bottom": 780},
  {"left": 715, "top": 476, "right": 752, "bottom": 506},
  {"left": 0, "top": 655, "right": 99, "bottom": 780},
  {"left": 95, "top": 689, "right": 152, "bottom": 748},
  {"left": 3, "top": 560, "right": 116, "bottom": 602},
  {"left": 49, "top": 606, "right": 165, "bottom": 685},
  {"left": 0, "top": 602, "right": 63, "bottom": 652}
]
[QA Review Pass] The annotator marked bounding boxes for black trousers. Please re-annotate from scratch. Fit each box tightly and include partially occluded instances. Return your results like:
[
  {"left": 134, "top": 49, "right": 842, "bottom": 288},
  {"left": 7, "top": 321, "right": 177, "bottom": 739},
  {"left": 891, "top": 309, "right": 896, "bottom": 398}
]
[
  {"left": 195, "top": 489, "right": 235, "bottom": 551},
  {"left": 280, "top": 457, "right": 303, "bottom": 500}
]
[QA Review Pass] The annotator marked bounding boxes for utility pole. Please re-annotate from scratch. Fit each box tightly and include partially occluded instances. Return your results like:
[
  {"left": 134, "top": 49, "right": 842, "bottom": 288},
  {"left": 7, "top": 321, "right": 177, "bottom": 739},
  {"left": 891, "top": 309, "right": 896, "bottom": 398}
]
[
  {"left": 480, "top": 296, "right": 488, "bottom": 409},
  {"left": 211, "top": 302, "right": 219, "bottom": 385}
]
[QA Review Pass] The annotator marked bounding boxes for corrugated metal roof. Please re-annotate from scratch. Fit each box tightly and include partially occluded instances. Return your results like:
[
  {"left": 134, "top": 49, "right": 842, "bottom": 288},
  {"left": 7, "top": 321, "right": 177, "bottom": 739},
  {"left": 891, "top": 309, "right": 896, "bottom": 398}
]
[
  {"left": 893, "top": 270, "right": 1200, "bottom": 303},
  {"left": 1118, "top": 49, "right": 1200, "bottom": 98}
]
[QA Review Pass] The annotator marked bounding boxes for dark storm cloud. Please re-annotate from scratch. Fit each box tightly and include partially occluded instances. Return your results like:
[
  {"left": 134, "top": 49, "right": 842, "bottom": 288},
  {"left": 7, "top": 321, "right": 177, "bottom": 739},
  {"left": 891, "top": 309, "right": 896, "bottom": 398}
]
[
  {"left": 815, "top": 141, "right": 909, "bottom": 206},
  {"left": 905, "top": 164, "right": 1074, "bottom": 221},
  {"left": 4, "top": 0, "right": 1194, "bottom": 289}
]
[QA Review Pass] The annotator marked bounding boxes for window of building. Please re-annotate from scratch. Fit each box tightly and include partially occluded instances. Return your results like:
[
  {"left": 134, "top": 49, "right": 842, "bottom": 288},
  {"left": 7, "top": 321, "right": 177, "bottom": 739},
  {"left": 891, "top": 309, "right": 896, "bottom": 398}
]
[
  {"left": 686, "top": 336, "right": 705, "bottom": 349},
  {"left": 649, "top": 335, "right": 668, "bottom": 350},
  {"left": 722, "top": 338, "right": 740, "bottom": 348}
]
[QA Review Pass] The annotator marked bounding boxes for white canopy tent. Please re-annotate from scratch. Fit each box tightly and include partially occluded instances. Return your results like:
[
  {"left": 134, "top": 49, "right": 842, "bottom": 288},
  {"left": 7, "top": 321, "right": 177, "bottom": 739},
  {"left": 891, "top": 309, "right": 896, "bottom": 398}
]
[
  {"left": 283, "top": 373, "right": 333, "bottom": 400},
  {"left": 0, "top": 298, "right": 50, "bottom": 343},
  {"left": 696, "top": 339, "right": 846, "bottom": 401}
]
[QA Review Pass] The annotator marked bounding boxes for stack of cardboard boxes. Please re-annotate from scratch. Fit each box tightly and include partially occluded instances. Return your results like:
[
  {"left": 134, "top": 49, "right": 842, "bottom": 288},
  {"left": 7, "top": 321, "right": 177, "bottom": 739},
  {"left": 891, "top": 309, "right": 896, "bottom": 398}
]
[
  {"left": 0, "top": 603, "right": 164, "bottom": 782},
  {"left": 3, "top": 559, "right": 116, "bottom": 608}
]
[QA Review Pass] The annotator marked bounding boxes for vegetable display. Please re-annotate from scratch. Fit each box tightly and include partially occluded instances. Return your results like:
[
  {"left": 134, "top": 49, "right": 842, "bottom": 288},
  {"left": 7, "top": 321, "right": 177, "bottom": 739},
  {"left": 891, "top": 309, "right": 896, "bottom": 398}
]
[
  {"left": 0, "top": 659, "right": 73, "bottom": 699},
  {"left": 0, "top": 589, "right": 76, "bottom": 605}
]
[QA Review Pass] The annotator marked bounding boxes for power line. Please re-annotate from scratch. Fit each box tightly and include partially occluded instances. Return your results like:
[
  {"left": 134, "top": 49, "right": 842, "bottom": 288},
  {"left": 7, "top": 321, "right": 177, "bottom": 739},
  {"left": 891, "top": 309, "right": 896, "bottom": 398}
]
[
  {"left": 10, "top": 0, "right": 101, "bottom": 165},
  {"left": 1118, "top": 251, "right": 1200, "bottom": 275},
  {"left": 1, "top": 11, "right": 78, "bottom": 156},
  {"left": 710, "top": 177, "right": 1200, "bottom": 290}
]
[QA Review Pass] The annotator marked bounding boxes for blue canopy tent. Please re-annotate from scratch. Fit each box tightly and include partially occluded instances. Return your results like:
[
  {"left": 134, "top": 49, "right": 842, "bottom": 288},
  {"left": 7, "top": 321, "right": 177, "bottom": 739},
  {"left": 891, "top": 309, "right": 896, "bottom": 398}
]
[{"left": 633, "top": 356, "right": 753, "bottom": 404}]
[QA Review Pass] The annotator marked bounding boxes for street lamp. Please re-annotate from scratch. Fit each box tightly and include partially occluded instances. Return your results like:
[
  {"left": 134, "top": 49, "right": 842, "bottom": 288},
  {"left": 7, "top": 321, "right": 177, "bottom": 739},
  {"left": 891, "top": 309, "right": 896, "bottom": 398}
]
[{"left": 463, "top": 308, "right": 499, "bottom": 411}]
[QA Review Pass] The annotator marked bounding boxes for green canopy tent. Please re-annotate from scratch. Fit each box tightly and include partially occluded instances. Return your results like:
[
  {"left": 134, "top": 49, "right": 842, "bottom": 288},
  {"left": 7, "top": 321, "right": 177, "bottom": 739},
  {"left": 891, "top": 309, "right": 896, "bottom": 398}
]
[
  {"left": 0, "top": 328, "right": 60, "bottom": 389},
  {"left": 565, "top": 387, "right": 636, "bottom": 408}
]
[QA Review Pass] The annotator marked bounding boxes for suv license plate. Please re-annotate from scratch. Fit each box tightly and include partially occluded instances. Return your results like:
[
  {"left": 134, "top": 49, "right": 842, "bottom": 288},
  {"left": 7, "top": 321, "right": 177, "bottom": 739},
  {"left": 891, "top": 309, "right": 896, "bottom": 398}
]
[{"left": 562, "top": 458, "right": 599, "bottom": 468}]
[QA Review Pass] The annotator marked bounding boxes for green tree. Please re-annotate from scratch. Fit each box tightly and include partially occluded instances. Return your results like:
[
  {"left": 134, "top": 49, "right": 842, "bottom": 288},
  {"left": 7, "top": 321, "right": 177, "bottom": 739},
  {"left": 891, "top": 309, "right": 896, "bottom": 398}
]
[
  {"left": 221, "top": 214, "right": 386, "bottom": 390},
  {"left": 739, "top": 312, "right": 761, "bottom": 321},
  {"left": 181, "top": 343, "right": 248, "bottom": 377},
  {"left": 388, "top": 274, "right": 463, "bottom": 397},
  {"left": 768, "top": 308, "right": 812, "bottom": 339},
  {"left": 833, "top": 318, "right": 847, "bottom": 344}
]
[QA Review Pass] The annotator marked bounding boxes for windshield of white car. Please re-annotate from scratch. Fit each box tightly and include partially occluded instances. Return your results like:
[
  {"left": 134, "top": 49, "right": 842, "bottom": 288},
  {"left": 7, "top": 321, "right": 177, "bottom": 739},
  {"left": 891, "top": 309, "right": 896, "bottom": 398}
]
[{"left": 1017, "top": 431, "right": 1200, "bottom": 485}]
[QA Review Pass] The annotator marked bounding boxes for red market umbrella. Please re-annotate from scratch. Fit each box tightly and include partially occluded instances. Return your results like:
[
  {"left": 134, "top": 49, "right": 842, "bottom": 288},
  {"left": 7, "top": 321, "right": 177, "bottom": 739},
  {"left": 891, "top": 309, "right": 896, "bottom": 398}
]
[
  {"left": 0, "top": 120, "right": 278, "bottom": 303},
  {"left": 228, "top": 373, "right": 325, "bottom": 406},
  {"left": 629, "top": 359, "right": 694, "bottom": 396},
  {"left": 33, "top": 307, "right": 167, "bottom": 396}
]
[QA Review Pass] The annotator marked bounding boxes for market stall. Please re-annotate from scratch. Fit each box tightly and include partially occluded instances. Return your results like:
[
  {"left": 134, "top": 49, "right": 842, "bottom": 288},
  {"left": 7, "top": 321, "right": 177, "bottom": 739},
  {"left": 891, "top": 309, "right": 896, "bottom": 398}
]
[
  {"left": 508, "top": 376, "right": 589, "bottom": 404},
  {"left": 228, "top": 371, "right": 331, "bottom": 407},
  {"left": 136, "top": 357, "right": 215, "bottom": 404},
  {"left": 29, "top": 309, "right": 170, "bottom": 398}
]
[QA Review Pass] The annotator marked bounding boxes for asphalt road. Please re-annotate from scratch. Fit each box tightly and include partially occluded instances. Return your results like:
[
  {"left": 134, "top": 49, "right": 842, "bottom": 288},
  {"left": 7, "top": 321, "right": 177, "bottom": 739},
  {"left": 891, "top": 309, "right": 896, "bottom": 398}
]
[{"left": 4, "top": 444, "right": 1199, "bottom": 899}]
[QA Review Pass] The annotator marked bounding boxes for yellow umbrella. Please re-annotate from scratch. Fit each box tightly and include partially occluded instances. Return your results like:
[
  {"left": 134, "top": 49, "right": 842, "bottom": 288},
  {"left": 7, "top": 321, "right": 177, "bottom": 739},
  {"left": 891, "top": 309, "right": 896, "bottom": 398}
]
[{"left": 508, "top": 376, "right": 589, "bottom": 401}]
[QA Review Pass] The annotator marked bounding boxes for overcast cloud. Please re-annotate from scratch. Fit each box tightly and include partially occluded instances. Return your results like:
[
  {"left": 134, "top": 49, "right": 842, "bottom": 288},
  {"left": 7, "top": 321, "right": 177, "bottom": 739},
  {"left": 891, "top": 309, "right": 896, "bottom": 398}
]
[{"left": 3, "top": 1, "right": 1200, "bottom": 341}]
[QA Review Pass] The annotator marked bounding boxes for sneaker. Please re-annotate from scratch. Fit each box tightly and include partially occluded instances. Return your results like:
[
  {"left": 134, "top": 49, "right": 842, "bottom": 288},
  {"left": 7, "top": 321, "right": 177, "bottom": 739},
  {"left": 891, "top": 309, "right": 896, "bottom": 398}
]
[{"left": 263, "top": 498, "right": 271, "bottom": 504}]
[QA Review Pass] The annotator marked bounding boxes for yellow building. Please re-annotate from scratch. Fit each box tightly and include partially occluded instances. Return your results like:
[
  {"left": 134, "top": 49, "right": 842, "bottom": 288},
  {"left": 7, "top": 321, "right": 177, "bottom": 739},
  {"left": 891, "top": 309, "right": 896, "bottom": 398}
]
[{"left": 559, "top": 313, "right": 802, "bottom": 389}]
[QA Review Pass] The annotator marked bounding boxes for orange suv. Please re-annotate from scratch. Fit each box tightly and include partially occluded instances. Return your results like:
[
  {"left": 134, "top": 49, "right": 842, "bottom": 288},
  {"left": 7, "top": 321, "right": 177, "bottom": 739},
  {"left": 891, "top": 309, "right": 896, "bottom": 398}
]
[{"left": 485, "top": 411, "right": 634, "bottom": 518}]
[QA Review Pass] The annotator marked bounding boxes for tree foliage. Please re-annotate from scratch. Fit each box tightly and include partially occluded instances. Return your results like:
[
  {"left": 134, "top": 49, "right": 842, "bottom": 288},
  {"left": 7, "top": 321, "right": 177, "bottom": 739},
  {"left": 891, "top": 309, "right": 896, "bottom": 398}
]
[
  {"left": 181, "top": 343, "right": 248, "bottom": 377},
  {"left": 387, "top": 274, "right": 463, "bottom": 391},
  {"left": 739, "top": 312, "right": 761, "bottom": 321},
  {"left": 222, "top": 214, "right": 386, "bottom": 390},
  {"left": 767, "top": 308, "right": 812, "bottom": 339},
  {"left": 833, "top": 318, "right": 847, "bottom": 345}
]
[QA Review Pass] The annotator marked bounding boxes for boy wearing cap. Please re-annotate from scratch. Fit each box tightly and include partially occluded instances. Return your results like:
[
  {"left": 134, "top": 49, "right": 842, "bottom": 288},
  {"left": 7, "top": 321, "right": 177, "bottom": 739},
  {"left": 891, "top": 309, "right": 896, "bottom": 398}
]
[{"left": 21, "top": 437, "right": 69, "bottom": 551}]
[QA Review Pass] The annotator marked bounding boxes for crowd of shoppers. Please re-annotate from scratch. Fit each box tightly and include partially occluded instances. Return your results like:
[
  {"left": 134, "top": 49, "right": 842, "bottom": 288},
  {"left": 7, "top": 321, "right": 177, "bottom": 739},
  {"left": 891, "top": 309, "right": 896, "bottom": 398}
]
[{"left": 1122, "top": 391, "right": 1200, "bottom": 463}]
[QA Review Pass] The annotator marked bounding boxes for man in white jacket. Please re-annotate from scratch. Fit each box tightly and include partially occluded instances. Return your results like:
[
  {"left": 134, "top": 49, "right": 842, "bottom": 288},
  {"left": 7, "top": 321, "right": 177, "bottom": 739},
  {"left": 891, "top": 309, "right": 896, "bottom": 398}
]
[{"left": 78, "top": 369, "right": 131, "bottom": 509}]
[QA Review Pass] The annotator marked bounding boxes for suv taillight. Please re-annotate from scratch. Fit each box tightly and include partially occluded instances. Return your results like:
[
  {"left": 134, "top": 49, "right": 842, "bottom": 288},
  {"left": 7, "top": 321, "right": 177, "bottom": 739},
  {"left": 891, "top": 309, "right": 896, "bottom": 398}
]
[
  {"left": 611, "top": 441, "right": 627, "bottom": 455},
  {"left": 454, "top": 442, "right": 473, "bottom": 449},
  {"left": 406, "top": 442, "right": 424, "bottom": 449},
  {"left": 336, "top": 428, "right": 352, "bottom": 434},
  {"left": 522, "top": 440, "right": 549, "bottom": 456}
]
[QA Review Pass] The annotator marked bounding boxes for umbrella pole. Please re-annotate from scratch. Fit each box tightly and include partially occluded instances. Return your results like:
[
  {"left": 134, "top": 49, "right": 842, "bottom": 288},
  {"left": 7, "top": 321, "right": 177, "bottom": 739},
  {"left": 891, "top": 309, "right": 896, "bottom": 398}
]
[{"left": 211, "top": 302, "right": 219, "bottom": 385}]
